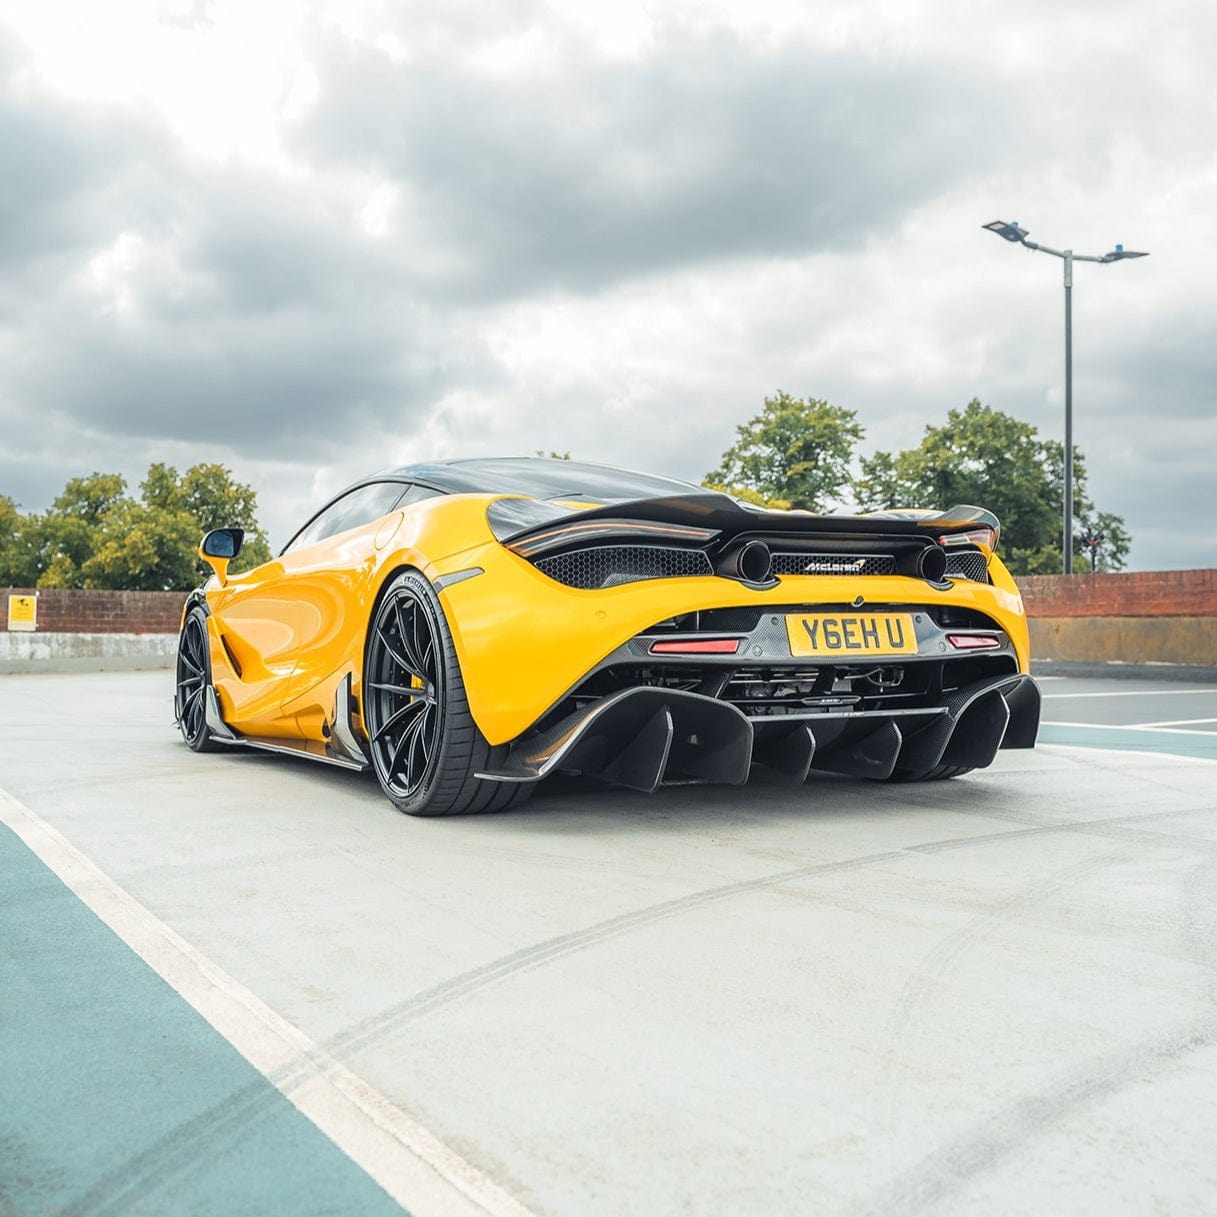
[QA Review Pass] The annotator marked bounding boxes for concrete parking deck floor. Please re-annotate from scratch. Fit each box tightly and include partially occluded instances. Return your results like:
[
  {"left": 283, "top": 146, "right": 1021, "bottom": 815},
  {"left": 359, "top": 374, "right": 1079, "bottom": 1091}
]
[{"left": 2, "top": 672, "right": 1215, "bottom": 1217}]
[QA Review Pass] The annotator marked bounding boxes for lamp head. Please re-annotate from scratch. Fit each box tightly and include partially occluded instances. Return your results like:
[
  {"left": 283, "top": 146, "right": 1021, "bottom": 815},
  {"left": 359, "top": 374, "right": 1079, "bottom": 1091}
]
[
  {"left": 983, "top": 219, "right": 1029, "bottom": 243},
  {"left": 1100, "top": 244, "right": 1149, "bottom": 262}
]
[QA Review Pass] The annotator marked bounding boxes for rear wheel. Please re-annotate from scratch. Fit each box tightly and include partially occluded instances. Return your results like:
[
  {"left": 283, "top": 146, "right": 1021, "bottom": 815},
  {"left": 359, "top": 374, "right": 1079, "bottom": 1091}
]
[
  {"left": 175, "top": 607, "right": 221, "bottom": 752},
  {"left": 363, "top": 570, "right": 532, "bottom": 816}
]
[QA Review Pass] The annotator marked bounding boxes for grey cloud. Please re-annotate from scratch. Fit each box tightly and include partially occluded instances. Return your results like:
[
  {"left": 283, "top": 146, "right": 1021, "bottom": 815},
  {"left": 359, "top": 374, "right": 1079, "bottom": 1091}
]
[
  {"left": 300, "top": 33, "right": 1022, "bottom": 297},
  {"left": 0, "top": 61, "right": 503, "bottom": 461},
  {"left": 0, "top": 98, "right": 151, "bottom": 277},
  {"left": 5, "top": 276, "right": 502, "bottom": 456}
]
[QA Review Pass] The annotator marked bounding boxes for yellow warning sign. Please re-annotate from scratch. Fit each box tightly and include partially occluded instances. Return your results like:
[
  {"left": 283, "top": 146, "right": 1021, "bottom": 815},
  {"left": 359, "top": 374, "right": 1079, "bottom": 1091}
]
[{"left": 7, "top": 594, "right": 37, "bottom": 632}]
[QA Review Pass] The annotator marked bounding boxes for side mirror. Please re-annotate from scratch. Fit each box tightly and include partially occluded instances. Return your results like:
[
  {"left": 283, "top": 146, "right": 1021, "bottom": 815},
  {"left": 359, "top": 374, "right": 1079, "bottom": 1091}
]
[{"left": 199, "top": 527, "right": 245, "bottom": 586}]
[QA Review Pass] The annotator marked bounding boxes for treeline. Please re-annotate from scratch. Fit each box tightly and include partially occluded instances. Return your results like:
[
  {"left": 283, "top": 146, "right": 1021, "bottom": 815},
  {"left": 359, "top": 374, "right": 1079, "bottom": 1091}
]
[
  {"left": 2, "top": 395, "right": 1129, "bottom": 590},
  {"left": 0, "top": 463, "right": 272, "bottom": 591},
  {"left": 704, "top": 393, "right": 1129, "bottom": 574}
]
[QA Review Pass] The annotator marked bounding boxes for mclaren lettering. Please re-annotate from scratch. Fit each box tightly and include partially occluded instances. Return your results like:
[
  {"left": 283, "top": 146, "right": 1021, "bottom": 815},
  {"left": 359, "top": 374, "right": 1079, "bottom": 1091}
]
[{"left": 802, "top": 558, "right": 868, "bottom": 574}]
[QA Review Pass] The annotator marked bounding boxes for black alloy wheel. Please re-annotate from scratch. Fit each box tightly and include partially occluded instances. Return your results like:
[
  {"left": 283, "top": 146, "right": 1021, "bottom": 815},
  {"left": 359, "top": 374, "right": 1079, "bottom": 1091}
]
[
  {"left": 175, "top": 607, "right": 220, "bottom": 752},
  {"left": 363, "top": 570, "right": 531, "bottom": 816}
]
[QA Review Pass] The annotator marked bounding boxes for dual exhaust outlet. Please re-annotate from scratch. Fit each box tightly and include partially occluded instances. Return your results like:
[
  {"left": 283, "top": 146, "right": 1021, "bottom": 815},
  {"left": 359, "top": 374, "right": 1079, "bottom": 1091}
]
[{"left": 715, "top": 540, "right": 948, "bottom": 586}]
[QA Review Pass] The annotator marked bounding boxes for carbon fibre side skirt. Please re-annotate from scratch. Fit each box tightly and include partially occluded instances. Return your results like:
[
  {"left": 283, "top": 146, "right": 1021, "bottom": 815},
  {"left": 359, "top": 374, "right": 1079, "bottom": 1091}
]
[{"left": 202, "top": 676, "right": 370, "bottom": 772}]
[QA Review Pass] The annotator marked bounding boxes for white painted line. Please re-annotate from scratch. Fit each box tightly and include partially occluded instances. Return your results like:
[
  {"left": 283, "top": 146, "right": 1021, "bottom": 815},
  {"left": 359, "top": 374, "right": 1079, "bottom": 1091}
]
[
  {"left": 0, "top": 787, "right": 538, "bottom": 1217},
  {"left": 1039, "top": 741, "right": 1217, "bottom": 765},
  {"left": 1043, "top": 689, "right": 1217, "bottom": 699},
  {"left": 1043, "top": 720, "right": 1217, "bottom": 738},
  {"left": 1130, "top": 717, "right": 1217, "bottom": 729}
]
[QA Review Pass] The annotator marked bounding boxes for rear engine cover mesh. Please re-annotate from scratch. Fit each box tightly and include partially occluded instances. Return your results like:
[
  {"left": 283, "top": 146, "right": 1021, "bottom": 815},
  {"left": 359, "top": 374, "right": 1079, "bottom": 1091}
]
[
  {"left": 945, "top": 551, "right": 990, "bottom": 582},
  {"left": 535, "top": 545, "right": 713, "bottom": 589}
]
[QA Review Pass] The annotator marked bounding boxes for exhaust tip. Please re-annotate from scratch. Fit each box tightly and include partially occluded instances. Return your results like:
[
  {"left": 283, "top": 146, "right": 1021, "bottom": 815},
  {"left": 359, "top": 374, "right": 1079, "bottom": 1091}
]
[
  {"left": 917, "top": 545, "right": 948, "bottom": 583},
  {"left": 737, "top": 540, "right": 773, "bottom": 584}
]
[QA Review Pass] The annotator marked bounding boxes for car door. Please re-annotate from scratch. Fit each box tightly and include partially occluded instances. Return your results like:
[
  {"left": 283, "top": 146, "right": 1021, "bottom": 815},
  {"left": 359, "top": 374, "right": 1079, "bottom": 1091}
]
[
  {"left": 270, "top": 481, "right": 414, "bottom": 722},
  {"left": 211, "top": 481, "right": 408, "bottom": 736}
]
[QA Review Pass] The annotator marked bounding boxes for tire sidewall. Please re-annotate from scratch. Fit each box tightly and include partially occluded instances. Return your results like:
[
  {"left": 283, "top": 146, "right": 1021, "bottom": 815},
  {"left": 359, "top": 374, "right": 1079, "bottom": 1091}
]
[
  {"left": 364, "top": 571, "right": 453, "bottom": 812},
  {"left": 175, "top": 607, "right": 213, "bottom": 751}
]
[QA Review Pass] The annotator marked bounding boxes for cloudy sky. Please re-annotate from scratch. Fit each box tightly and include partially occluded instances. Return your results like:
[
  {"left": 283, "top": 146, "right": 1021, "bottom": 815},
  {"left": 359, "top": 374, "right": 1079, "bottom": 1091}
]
[{"left": 2, "top": 0, "right": 1213, "bottom": 567}]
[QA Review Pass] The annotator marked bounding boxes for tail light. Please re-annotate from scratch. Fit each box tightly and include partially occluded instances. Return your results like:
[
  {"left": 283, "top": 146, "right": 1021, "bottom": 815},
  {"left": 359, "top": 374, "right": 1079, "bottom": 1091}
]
[
  {"left": 650, "top": 639, "right": 742, "bottom": 655},
  {"left": 946, "top": 633, "right": 1002, "bottom": 650},
  {"left": 939, "top": 527, "right": 997, "bottom": 552}
]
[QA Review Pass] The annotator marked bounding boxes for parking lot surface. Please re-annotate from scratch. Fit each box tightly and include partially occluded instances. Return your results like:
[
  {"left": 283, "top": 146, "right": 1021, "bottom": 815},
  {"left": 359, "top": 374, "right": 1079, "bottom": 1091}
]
[{"left": 2, "top": 671, "right": 1215, "bottom": 1217}]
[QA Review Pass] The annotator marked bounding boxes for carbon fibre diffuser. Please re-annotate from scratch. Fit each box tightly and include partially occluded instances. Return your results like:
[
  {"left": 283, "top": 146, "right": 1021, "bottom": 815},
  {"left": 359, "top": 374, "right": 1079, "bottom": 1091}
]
[{"left": 476, "top": 673, "right": 1039, "bottom": 792}]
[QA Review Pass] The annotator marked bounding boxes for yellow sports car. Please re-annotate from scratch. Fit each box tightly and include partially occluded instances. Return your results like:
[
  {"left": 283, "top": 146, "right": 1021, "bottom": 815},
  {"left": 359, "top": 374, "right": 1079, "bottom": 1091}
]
[{"left": 174, "top": 457, "right": 1039, "bottom": 815}]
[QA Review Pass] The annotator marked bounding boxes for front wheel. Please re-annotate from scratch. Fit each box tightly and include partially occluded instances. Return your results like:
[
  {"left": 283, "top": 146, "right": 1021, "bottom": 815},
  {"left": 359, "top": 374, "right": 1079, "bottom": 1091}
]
[
  {"left": 175, "top": 607, "right": 222, "bottom": 752},
  {"left": 363, "top": 570, "right": 531, "bottom": 816}
]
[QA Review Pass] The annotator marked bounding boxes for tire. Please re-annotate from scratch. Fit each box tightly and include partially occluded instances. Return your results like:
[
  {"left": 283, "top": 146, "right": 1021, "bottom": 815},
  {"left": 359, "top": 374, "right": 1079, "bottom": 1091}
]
[
  {"left": 363, "top": 570, "right": 534, "bottom": 816},
  {"left": 175, "top": 607, "right": 222, "bottom": 752}
]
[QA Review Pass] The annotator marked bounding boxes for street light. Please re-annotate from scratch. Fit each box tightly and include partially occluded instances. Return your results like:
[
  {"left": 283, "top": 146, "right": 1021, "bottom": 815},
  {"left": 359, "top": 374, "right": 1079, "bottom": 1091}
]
[{"left": 983, "top": 220, "right": 1148, "bottom": 573}]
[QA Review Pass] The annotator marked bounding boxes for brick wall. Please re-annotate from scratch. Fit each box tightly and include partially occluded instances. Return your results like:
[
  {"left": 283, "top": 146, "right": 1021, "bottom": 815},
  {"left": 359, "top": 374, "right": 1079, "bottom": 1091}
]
[
  {"left": 1, "top": 588, "right": 188, "bottom": 634},
  {"left": 1017, "top": 569, "right": 1217, "bottom": 666},
  {"left": 1017, "top": 569, "right": 1217, "bottom": 618}
]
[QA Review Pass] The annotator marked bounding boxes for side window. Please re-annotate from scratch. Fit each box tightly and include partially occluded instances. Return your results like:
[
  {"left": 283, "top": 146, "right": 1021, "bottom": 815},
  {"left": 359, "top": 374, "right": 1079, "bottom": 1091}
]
[
  {"left": 398, "top": 484, "right": 443, "bottom": 508},
  {"left": 284, "top": 482, "right": 407, "bottom": 554}
]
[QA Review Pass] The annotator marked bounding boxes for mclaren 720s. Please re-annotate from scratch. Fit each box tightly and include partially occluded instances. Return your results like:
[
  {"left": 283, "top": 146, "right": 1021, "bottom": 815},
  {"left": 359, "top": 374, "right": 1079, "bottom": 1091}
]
[{"left": 174, "top": 457, "right": 1040, "bottom": 815}]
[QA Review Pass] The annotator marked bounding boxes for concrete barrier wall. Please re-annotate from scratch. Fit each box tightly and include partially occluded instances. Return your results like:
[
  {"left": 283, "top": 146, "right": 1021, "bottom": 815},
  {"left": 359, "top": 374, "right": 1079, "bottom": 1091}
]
[
  {"left": 0, "top": 631, "right": 180, "bottom": 674},
  {"left": 1017, "top": 570, "right": 1217, "bottom": 667},
  {"left": 1029, "top": 618, "right": 1217, "bottom": 667},
  {"left": 1, "top": 588, "right": 187, "bottom": 673}
]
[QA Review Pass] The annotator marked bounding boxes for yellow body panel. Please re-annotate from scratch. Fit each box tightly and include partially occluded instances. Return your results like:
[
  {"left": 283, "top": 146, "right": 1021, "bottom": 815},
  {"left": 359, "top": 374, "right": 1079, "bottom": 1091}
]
[
  {"left": 438, "top": 538, "right": 1029, "bottom": 745},
  {"left": 197, "top": 493, "right": 1031, "bottom": 748}
]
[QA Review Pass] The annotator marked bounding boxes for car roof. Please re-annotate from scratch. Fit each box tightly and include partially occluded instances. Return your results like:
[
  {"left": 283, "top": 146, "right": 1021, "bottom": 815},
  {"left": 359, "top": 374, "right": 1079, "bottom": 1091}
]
[{"left": 385, "top": 457, "right": 702, "bottom": 501}]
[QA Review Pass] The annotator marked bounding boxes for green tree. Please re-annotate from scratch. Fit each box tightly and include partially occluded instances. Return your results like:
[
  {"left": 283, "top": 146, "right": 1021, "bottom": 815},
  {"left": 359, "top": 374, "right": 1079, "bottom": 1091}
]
[
  {"left": 1, "top": 463, "right": 272, "bottom": 590},
  {"left": 855, "top": 399, "right": 1129, "bottom": 574},
  {"left": 0, "top": 495, "right": 39, "bottom": 586},
  {"left": 141, "top": 462, "right": 272, "bottom": 574},
  {"left": 27, "top": 473, "right": 132, "bottom": 588},
  {"left": 705, "top": 391, "right": 864, "bottom": 512},
  {"left": 79, "top": 499, "right": 201, "bottom": 591},
  {"left": 701, "top": 481, "right": 792, "bottom": 511}
]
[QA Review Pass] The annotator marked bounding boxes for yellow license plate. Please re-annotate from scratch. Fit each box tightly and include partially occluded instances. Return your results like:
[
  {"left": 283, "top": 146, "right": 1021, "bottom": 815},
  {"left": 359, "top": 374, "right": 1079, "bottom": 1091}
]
[{"left": 786, "top": 612, "right": 918, "bottom": 658}]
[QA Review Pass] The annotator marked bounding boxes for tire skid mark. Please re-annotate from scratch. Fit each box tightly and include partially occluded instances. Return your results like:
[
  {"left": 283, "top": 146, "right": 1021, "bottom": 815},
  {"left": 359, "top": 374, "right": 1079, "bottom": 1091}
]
[
  {"left": 860, "top": 1021, "right": 1217, "bottom": 1217},
  {"left": 21, "top": 836, "right": 993, "bottom": 1216},
  {"left": 30, "top": 777, "right": 1217, "bottom": 1215},
  {"left": 54, "top": 1077, "right": 282, "bottom": 1217},
  {"left": 874, "top": 850, "right": 1130, "bottom": 1142},
  {"left": 54, "top": 823, "right": 1216, "bottom": 1217},
  {"left": 290, "top": 802, "right": 1217, "bottom": 1074}
]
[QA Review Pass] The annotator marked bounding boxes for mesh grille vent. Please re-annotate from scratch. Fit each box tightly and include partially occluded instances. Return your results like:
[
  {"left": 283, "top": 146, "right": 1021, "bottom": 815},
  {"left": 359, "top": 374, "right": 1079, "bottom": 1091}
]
[
  {"left": 771, "top": 552, "right": 897, "bottom": 577},
  {"left": 945, "top": 551, "right": 990, "bottom": 582},
  {"left": 535, "top": 545, "right": 713, "bottom": 589}
]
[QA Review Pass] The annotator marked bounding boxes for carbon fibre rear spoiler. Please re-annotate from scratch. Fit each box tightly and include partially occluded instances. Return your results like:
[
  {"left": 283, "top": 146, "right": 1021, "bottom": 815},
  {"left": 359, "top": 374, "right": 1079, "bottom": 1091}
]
[{"left": 488, "top": 492, "right": 1001, "bottom": 553}]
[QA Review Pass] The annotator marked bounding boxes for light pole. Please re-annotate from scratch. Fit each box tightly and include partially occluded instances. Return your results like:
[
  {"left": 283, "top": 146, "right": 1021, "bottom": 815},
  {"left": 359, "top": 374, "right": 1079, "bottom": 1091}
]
[{"left": 982, "top": 220, "right": 1148, "bottom": 574}]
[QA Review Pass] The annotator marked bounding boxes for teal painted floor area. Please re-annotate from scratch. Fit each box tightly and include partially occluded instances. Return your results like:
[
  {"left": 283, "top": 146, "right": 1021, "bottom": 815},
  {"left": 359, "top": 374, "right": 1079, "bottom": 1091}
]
[
  {"left": 1040, "top": 722, "right": 1217, "bottom": 762},
  {"left": 0, "top": 824, "right": 407, "bottom": 1217}
]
